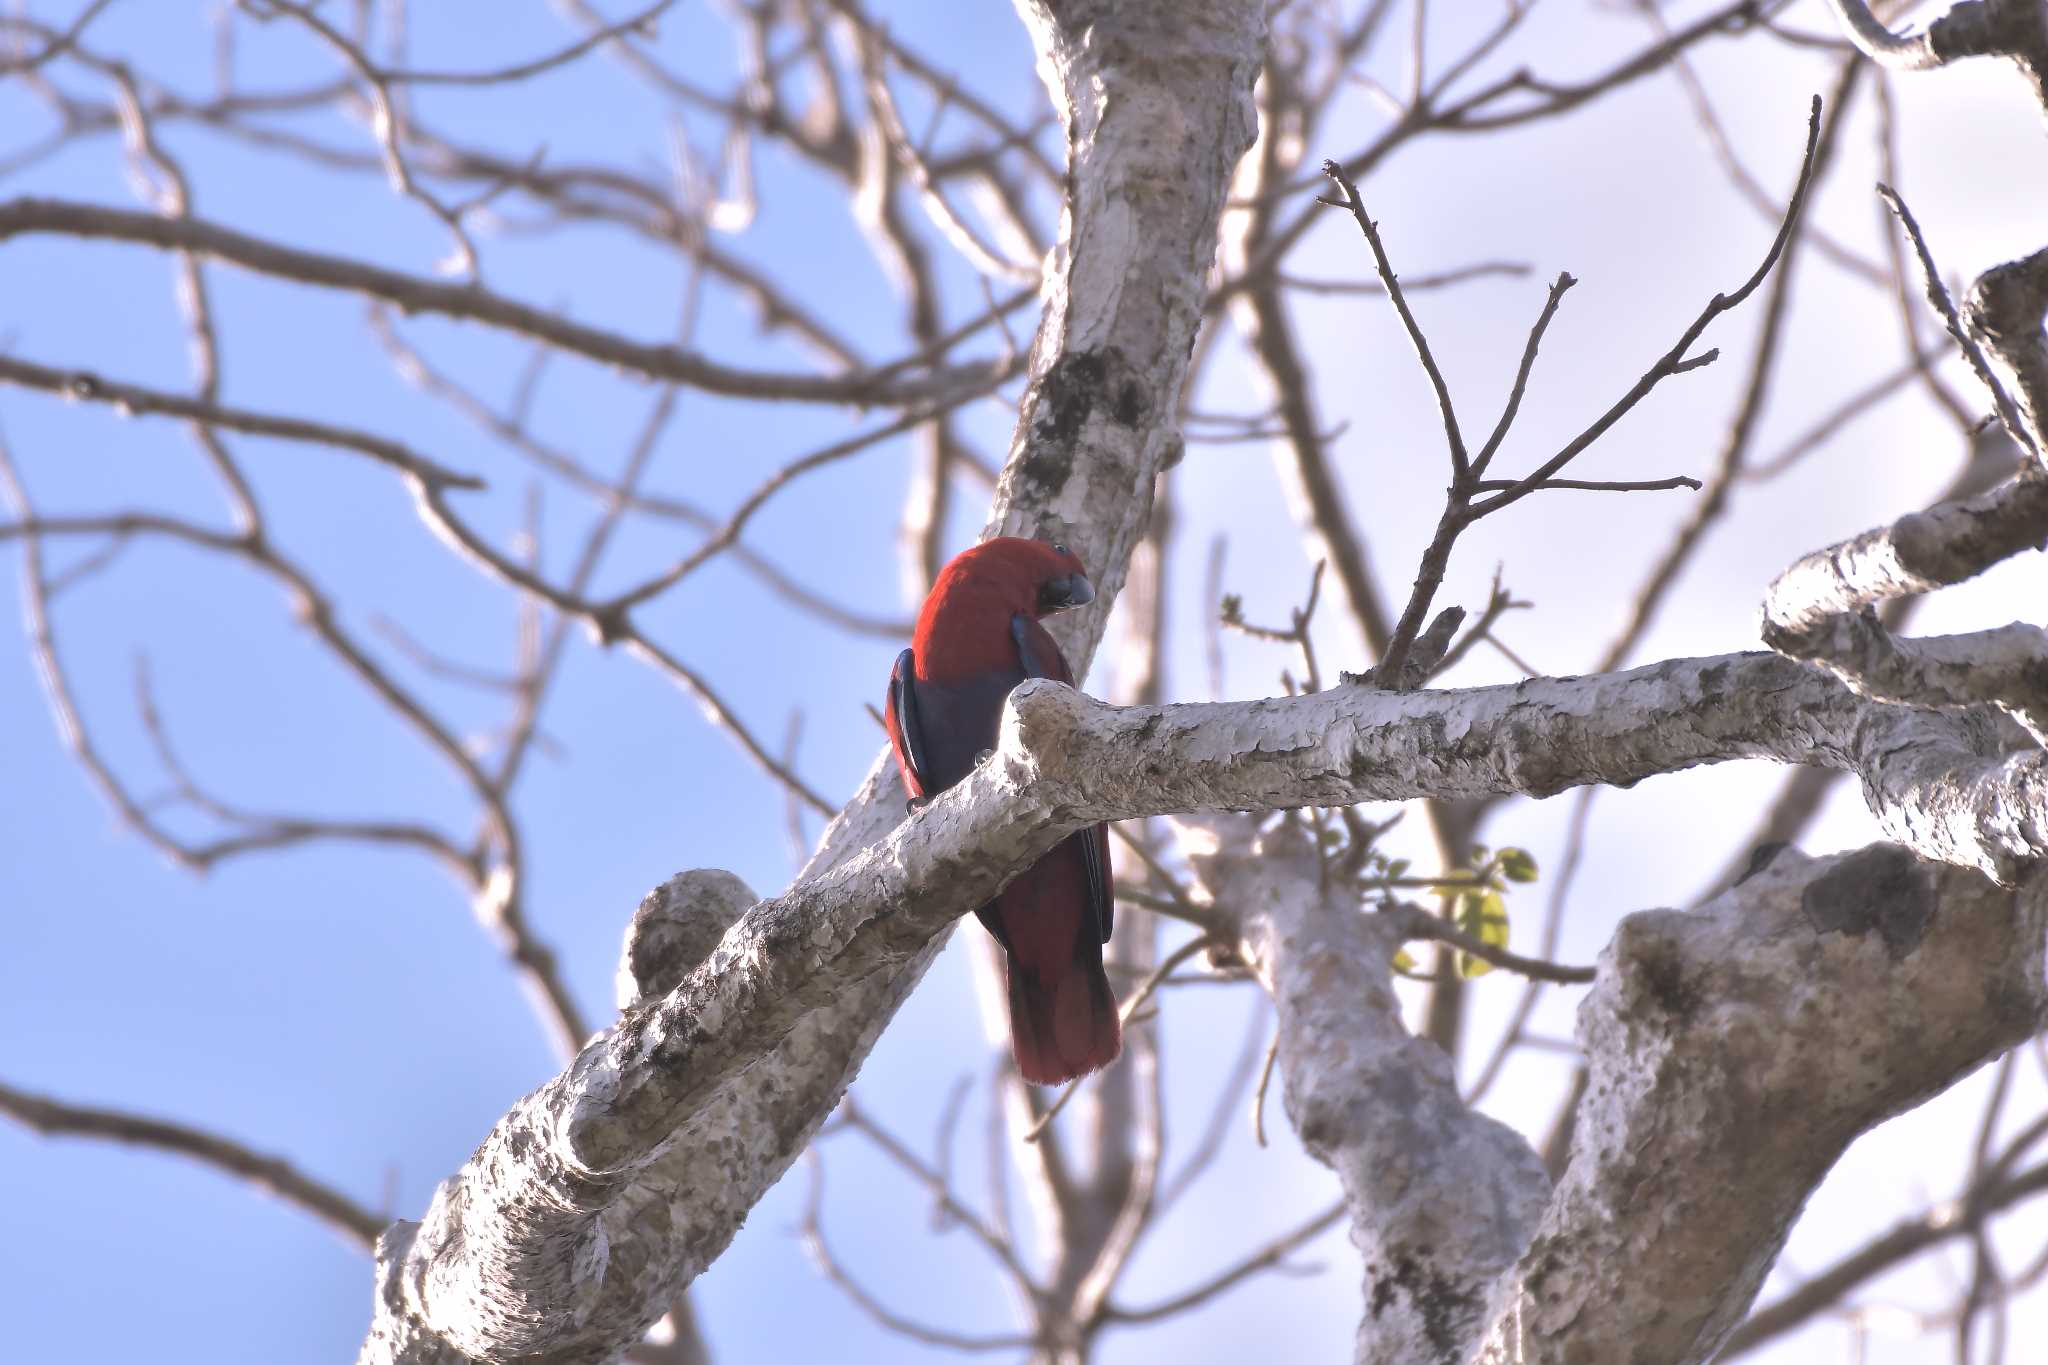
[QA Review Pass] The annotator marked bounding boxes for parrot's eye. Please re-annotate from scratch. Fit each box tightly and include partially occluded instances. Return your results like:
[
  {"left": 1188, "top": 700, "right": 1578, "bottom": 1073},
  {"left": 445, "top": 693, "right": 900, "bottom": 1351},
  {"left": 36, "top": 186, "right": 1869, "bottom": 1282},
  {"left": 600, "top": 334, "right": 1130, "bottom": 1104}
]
[{"left": 1051, "top": 540, "right": 1068, "bottom": 555}]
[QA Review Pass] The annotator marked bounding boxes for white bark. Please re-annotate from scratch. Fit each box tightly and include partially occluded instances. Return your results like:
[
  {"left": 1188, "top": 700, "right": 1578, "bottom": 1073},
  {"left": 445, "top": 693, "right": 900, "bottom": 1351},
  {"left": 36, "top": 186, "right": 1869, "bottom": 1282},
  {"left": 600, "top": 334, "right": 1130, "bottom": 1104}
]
[
  {"left": 1185, "top": 815, "right": 1548, "bottom": 1364},
  {"left": 1478, "top": 851, "right": 2048, "bottom": 1364},
  {"left": 1761, "top": 474, "right": 2048, "bottom": 741},
  {"left": 358, "top": 639, "right": 2045, "bottom": 1362},
  {"left": 1760, "top": 216, "right": 2048, "bottom": 741},
  {"left": 1039, "top": 653, "right": 2045, "bottom": 884},
  {"left": 1763, "top": 476, "right": 2048, "bottom": 638},
  {"left": 1177, "top": 825, "right": 2046, "bottom": 1365},
  {"left": 1823, "top": 0, "right": 2048, "bottom": 105}
]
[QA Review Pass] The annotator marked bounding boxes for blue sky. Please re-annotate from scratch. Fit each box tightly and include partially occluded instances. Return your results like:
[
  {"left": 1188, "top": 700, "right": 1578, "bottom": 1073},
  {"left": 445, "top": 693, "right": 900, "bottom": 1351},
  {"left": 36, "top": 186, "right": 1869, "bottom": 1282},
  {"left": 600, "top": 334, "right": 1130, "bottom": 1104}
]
[{"left": 2, "top": 3, "right": 2045, "bottom": 1362}]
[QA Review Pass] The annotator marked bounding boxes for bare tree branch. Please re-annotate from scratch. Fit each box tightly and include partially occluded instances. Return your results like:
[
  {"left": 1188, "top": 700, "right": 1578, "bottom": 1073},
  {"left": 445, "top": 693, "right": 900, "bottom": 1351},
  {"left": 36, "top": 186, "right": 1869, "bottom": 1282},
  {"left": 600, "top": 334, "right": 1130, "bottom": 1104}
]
[
  {"left": 0, "top": 197, "right": 1017, "bottom": 404},
  {"left": 0, "top": 1078, "right": 384, "bottom": 1249}
]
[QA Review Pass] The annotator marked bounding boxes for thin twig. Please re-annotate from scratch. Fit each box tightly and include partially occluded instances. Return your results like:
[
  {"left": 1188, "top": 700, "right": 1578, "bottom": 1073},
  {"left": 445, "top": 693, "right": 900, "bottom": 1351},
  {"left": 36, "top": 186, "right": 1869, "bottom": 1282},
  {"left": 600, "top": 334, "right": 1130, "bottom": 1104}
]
[
  {"left": 1251, "top": 1030, "right": 1281, "bottom": 1149},
  {"left": 1316, "top": 160, "right": 1469, "bottom": 476},
  {"left": 1879, "top": 183, "right": 2041, "bottom": 462},
  {"left": 1471, "top": 94, "right": 1826, "bottom": 521},
  {"left": 0, "top": 197, "right": 1019, "bottom": 405},
  {"left": 0, "top": 354, "right": 481, "bottom": 489},
  {"left": 1380, "top": 902, "right": 1596, "bottom": 984},
  {"left": 0, "top": 0, "right": 115, "bottom": 75},
  {"left": 1023, "top": 933, "right": 1218, "bottom": 1143},
  {"left": 799, "top": 1152, "right": 1035, "bottom": 1353},
  {"left": 1472, "top": 271, "right": 1577, "bottom": 477},
  {"left": 1470, "top": 475, "right": 1702, "bottom": 494},
  {"left": 0, "top": 1078, "right": 383, "bottom": 1248},
  {"left": 829, "top": 1096, "right": 1038, "bottom": 1292},
  {"left": 1099, "top": 1200, "right": 1346, "bottom": 1323},
  {"left": 1158, "top": 996, "right": 1271, "bottom": 1212},
  {"left": 1723, "top": 1162, "right": 2048, "bottom": 1356}
]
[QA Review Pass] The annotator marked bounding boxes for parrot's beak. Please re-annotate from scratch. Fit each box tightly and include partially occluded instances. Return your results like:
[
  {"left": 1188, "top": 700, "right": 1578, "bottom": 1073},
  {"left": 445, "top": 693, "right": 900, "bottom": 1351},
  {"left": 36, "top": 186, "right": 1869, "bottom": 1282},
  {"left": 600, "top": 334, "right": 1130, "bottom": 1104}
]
[{"left": 1040, "top": 572, "right": 1095, "bottom": 611}]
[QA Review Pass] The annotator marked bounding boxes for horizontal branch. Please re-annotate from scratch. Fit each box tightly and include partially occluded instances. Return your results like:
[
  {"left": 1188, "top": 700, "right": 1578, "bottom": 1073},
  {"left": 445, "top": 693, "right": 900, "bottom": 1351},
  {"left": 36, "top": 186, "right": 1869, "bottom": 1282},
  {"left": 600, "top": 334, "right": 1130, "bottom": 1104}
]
[
  {"left": 1763, "top": 476, "right": 2048, "bottom": 639},
  {"left": 1762, "top": 473, "right": 2048, "bottom": 737},
  {"left": 0, "top": 196, "right": 1015, "bottom": 405},
  {"left": 1097, "top": 1198, "right": 1346, "bottom": 1324},
  {"left": 1767, "top": 619, "right": 2048, "bottom": 745},
  {"left": 1468, "top": 475, "right": 1701, "bottom": 494},
  {"left": 1041, "top": 657, "right": 2046, "bottom": 882},
  {"left": 357, "top": 648, "right": 2044, "bottom": 1357}
]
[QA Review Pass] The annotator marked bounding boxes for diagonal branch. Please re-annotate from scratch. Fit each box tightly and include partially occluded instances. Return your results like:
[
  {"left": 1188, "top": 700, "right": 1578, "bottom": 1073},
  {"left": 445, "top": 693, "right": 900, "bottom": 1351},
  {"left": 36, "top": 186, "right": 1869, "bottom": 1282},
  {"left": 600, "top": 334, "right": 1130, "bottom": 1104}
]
[
  {"left": 0, "top": 1078, "right": 384, "bottom": 1249},
  {"left": 1721, "top": 1160, "right": 2048, "bottom": 1357},
  {"left": 0, "top": 353, "right": 482, "bottom": 489},
  {"left": 1470, "top": 94, "right": 1825, "bottom": 521},
  {"left": 1479, "top": 847, "right": 2048, "bottom": 1364},
  {"left": 1316, "top": 159, "right": 1470, "bottom": 476}
]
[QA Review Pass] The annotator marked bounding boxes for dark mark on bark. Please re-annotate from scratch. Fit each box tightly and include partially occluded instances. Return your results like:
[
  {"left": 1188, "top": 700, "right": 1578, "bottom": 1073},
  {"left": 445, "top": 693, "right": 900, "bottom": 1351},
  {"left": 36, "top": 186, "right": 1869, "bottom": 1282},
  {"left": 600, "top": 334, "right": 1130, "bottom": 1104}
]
[
  {"left": 1018, "top": 435, "right": 1077, "bottom": 496},
  {"left": 1362, "top": 1252, "right": 1474, "bottom": 1360},
  {"left": 1113, "top": 377, "right": 1146, "bottom": 427},
  {"left": 1032, "top": 350, "right": 1108, "bottom": 445},
  {"left": 1801, "top": 844, "right": 1936, "bottom": 960},
  {"left": 1022, "top": 348, "right": 1151, "bottom": 500},
  {"left": 1631, "top": 934, "right": 1700, "bottom": 1021}
]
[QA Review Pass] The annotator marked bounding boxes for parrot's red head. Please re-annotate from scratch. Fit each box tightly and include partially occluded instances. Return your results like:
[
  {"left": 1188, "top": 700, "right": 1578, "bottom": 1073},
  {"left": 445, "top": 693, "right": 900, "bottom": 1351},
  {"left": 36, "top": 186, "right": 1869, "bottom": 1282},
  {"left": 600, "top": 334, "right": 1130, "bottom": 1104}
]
[
  {"left": 911, "top": 537, "right": 1095, "bottom": 680},
  {"left": 950, "top": 536, "right": 1094, "bottom": 614}
]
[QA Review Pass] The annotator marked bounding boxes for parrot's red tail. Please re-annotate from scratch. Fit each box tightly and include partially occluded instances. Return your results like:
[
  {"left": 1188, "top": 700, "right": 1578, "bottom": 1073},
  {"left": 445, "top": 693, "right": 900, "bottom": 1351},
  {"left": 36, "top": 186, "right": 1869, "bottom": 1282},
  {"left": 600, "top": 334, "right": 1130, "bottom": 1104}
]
[{"left": 1006, "top": 953, "right": 1121, "bottom": 1087}]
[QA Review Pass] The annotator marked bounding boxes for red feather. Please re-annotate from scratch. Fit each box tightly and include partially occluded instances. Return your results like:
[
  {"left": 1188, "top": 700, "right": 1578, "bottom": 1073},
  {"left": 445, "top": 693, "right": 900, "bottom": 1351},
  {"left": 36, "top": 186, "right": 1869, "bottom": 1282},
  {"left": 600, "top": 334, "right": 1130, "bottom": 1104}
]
[{"left": 885, "top": 538, "right": 1120, "bottom": 1085}]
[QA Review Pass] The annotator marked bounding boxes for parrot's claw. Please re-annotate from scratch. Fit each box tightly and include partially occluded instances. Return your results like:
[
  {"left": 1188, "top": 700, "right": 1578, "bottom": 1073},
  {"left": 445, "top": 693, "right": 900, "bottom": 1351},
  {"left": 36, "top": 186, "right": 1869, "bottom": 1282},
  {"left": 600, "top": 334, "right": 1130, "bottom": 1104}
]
[
  {"left": 974, "top": 748, "right": 995, "bottom": 766},
  {"left": 906, "top": 796, "right": 930, "bottom": 814}
]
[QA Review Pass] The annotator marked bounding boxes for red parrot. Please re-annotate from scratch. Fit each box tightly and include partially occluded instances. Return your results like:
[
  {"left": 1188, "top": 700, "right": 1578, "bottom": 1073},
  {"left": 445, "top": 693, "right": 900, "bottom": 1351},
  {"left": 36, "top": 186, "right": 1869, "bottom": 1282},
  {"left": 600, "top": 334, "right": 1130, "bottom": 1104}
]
[{"left": 885, "top": 536, "right": 1120, "bottom": 1086}]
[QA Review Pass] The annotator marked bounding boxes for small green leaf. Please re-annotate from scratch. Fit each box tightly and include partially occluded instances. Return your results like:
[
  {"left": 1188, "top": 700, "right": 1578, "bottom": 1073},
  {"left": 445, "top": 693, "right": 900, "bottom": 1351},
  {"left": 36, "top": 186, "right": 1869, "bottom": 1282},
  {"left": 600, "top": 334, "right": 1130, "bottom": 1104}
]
[
  {"left": 1392, "top": 948, "right": 1428, "bottom": 980},
  {"left": 1386, "top": 859, "right": 1410, "bottom": 880},
  {"left": 1500, "top": 847, "right": 1539, "bottom": 883},
  {"left": 1455, "top": 889, "right": 1510, "bottom": 979}
]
